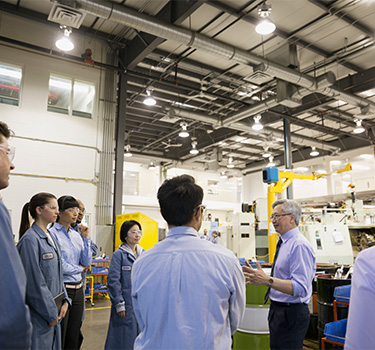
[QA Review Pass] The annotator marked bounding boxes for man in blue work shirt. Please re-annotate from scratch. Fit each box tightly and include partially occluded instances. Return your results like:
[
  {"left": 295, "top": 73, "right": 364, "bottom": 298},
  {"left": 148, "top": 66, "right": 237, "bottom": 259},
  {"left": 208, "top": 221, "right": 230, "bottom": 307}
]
[
  {"left": 131, "top": 174, "right": 245, "bottom": 349},
  {"left": 0, "top": 121, "right": 32, "bottom": 349},
  {"left": 242, "top": 199, "right": 316, "bottom": 350}
]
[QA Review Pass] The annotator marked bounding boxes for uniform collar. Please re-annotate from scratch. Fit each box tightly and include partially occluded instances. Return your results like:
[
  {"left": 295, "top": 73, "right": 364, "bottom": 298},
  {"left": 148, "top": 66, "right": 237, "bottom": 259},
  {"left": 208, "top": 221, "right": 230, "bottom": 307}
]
[{"left": 31, "top": 222, "right": 48, "bottom": 239}]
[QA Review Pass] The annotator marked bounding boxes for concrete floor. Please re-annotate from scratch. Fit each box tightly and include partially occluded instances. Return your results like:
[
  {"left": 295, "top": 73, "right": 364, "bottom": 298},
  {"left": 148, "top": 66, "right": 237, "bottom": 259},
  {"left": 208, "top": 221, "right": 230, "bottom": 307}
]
[
  {"left": 80, "top": 295, "right": 319, "bottom": 350},
  {"left": 81, "top": 295, "right": 111, "bottom": 350}
]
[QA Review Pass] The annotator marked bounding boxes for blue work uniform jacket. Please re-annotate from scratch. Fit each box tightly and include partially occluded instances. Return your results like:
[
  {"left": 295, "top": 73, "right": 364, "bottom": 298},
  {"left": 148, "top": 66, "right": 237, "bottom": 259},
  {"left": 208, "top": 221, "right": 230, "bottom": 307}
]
[
  {"left": 0, "top": 199, "right": 32, "bottom": 349},
  {"left": 17, "top": 222, "right": 70, "bottom": 350},
  {"left": 105, "top": 244, "right": 145, "bottom": 350}
]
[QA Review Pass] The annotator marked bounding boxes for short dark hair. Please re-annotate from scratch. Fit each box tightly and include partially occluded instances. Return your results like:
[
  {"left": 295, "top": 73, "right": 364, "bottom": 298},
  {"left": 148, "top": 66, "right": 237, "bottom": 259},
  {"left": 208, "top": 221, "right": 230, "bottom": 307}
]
[
  {"left": 57, "top": 195, "right": 79, "bottom": 211},
  {"left": 0, "top": 121, "right": 13, "bottom": 142},
  {"left": 120, "top": 220, "right": 142, "bottom": 243},
  {"left": 157, "top": 174, "right": 203, "bottom": 226}
]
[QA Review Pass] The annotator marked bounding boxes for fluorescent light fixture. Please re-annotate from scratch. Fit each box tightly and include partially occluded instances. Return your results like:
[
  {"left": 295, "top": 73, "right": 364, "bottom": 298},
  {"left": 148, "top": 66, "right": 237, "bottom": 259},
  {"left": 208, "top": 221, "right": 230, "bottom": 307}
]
[
  {"left": 255, "top": 2, "right": 276, "bottom": 35},
  {"left": 353, "top": 119, "right": 365, "bottom": 134},
  {"left": 310, "top": 147, "right": 319, "bottom": 157},
  {"left": 143, "top": 90, "right": 156, "bottom": 106},
  {"left": 252, "top": 114, "right": 263, "bottom": 131},
  {"left": 55, "top": 26, "right": 74, "bottom": 51},
  {"left": 124, "top": 145, "right": 132, "bottom": 157},
  {"left": 190, "top": 141, "right": 199, "bottom": 155},
  {"left": 179, "top": 122, "right": 189, "bottom": 138}
]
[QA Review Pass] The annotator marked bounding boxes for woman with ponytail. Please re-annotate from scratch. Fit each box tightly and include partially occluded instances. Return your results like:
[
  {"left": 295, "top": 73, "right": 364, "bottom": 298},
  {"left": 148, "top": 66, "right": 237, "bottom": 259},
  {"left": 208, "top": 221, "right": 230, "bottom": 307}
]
[{"left": 17, "top": 192, "right": 70, "bottom": 350}]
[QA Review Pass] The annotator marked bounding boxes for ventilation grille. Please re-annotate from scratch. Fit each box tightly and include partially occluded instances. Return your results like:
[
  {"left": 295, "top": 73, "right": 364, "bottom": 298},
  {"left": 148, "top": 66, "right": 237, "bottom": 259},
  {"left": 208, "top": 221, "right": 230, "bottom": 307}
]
[
  {"left": 244, "top": 71, "right": 273, "bottom": 85},
  {"left": 48, "top": 3, "right": 86, "bottom": 29}
]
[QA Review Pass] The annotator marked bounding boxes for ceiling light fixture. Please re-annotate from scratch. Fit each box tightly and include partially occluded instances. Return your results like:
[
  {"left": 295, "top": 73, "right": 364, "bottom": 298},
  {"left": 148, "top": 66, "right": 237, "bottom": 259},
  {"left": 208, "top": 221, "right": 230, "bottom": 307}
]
[
  {"left": 267, "top": 156, "right": 275, "bottom": 167},
  {"left": 178, "top": 122, "right": 190, "bottom": 138},
  {"left": 252, "top": 115, "right": 264, "bottom": 131},
  {"left": 148, "top": 161, "right": 156, "bottom": 170},
  {"left": 255, "top": 2, "right": 276, "bottom": 35},
  {"left": 262, "top": 146, "right": 271, "bottom": 158},
  {"left": 124, "top": 145, "right": 132, "bottom": 157},
  {"left": 227, "top": 156, "right": 235, "bottom": 169},
  {"left": 353, "top": 119, "right": 365, "bottom": 134},
  {"left": 55, "top": 26, "right": 74, "bottom": 51},
  {"left": 143, "top": 90, "right": 156, "bottom": 106},
  {"left": 310, "top": 146, "right": 319, "bottom": 157},
  {"left": 220, "top": 171, "right": 227, "bottom": 179},
  {"left": 190, "top": 141, "right": 199, "bottom": 155}
]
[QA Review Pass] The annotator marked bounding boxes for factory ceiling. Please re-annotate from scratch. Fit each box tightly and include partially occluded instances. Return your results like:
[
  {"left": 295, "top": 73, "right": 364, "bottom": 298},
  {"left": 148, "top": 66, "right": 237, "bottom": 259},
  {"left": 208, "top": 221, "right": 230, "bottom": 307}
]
[{"left": 1, "top": 0, "right": 375, "bottom": 175}]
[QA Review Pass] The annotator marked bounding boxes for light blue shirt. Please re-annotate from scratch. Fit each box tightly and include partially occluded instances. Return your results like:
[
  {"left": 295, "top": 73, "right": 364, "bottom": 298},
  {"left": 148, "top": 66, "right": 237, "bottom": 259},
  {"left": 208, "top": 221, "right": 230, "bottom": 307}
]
[
  {"left": 270, "top": 227, "right": 316, "bottom": 304},
  {"left": 131, "top": 226, "right": 245, "bottom": 350},
  {"left": 50, "top": 223, "right": 92, "bottom": 283},
  {"left": 345, "top": 246, "right": 375, "bottom": 350}
]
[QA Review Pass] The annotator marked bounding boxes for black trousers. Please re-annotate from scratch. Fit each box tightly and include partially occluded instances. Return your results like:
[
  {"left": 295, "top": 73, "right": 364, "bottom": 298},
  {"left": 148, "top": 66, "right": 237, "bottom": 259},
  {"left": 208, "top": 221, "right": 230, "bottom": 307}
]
[
  {"left": 268, "top": 301, "right": 310, "bottom": 350},
  {"left": 62, "top": 286, "right": 84, "bottom": 350}
]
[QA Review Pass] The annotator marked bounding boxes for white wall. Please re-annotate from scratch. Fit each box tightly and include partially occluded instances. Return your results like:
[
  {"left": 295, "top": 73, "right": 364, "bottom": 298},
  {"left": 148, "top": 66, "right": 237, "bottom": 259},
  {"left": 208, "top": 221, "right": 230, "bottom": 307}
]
[{"left": 0, "top": 45, "right": 103, "bottom": 241}]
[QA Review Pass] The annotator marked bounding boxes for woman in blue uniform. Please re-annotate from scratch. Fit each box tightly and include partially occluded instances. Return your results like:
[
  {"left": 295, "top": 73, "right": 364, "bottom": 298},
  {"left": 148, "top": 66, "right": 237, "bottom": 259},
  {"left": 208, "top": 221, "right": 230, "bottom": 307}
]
[
  {"left": 105, "top": 220, "right": 145, "bottom": 350},
  {"left": 17, "top": 192, "right": 70, "bottom": 350}
]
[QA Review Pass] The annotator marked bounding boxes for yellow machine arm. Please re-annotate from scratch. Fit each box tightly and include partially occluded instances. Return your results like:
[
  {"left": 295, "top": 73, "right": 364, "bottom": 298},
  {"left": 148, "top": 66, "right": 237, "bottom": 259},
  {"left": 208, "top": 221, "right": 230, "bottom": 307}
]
[{"left": 267, "top": 163, "right": 352, "bottom": 262}]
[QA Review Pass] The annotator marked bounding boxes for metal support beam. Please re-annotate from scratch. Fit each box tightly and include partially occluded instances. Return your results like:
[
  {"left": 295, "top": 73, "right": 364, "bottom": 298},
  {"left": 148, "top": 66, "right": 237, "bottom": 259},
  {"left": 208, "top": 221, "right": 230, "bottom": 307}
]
[
  {"left": 125, "top": 0, "right": 203, "bottom": 69},
  {"left": 283, "top": 118, "right": 293, "bottom": 199},
  {"left": 113, "top": 68, "right": 127, "bottom": 250}
]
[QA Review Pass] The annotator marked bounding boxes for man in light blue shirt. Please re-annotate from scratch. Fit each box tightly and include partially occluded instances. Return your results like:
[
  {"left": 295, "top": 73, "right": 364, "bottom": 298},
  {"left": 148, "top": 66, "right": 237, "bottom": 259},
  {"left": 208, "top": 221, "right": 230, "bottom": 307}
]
[
  {"left": 242, "top": 199, "right": 316, "bottom": 350},
  {"left": 131, "top": 174, "right": 245, "bottom": 349},
  {"left": 345, "top": 245, "right": 375, "bottom": 350}
]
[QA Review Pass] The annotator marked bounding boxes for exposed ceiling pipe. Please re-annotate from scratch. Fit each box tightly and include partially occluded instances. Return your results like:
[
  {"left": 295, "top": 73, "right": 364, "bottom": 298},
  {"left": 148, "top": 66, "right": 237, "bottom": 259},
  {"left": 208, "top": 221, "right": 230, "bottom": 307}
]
[
  {"left": 164, "top": 106, "right": 339, "bottom": 152},
  {"left": 73, "top": 0, "right": 373, "bottom": 114},
  {"left": 75, "top": 0, "right": 318, "bottom": 89}
]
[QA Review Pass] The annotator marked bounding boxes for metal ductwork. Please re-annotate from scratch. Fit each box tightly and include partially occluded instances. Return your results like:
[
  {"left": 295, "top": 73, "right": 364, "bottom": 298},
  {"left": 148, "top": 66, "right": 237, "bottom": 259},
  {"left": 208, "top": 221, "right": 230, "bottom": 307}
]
[
  {"left": 164, "top": 106, "right": 339, "bottom": 152},
  {"left": 72, "top": 0, "right": 373, "bottom": 115}
]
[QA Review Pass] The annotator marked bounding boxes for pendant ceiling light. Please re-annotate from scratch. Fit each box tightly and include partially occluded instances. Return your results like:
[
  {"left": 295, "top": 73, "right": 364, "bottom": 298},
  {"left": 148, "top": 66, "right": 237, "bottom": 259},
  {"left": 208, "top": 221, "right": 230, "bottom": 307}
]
[
  {"left": 255, "top": 2, "right": 276, "bottom": 35},
  {"left": 55, "top": 26, "right": 74, "bottom": 51},
  {"left": 178, "top": 122, "right": 190, "bottom": 138},
  {"left": 267, "top": 156, "right": 275, "bottom": 167},
  {"left": 353, "top": 119, "right": 365, "bottom": 134},
  {"left": 143, "top": 90, "right": 156, "bottom": 106},
  {"left": 252, "top": 115, "right": 264, "bottom": 131},
  {"left": 190, "top": 141, "right": 199, "bottom": 155},
  {"left": 124, "top": 145, "right": 132, "bottom": 157},
  {"left": 227, "top": 156, "right": 235, "bottom": 169},
  {"left": 310, "top": 146, "right": 319, "bottom": 157}
]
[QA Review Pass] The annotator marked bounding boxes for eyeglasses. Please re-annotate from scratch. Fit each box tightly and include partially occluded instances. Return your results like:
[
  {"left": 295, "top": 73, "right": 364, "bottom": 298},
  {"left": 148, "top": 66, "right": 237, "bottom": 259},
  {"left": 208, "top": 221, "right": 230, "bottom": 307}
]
[
  {"left": 128, "top": 230, "right": 143, "bottom": 236},
  {"left": 43, "top": 205, "right": 59, "bottom": 211},
  {"left": 195, "top": 204, "right": 207, "bottom": 215},
  {"left": 0, "top": 145, "right": 15, "bottom": 162},
  {"left": 66, "top": 208, "right": 80, "bottom": 213},
  {"left": 270, "top": 213, "right": 292, "bottom": 221}
]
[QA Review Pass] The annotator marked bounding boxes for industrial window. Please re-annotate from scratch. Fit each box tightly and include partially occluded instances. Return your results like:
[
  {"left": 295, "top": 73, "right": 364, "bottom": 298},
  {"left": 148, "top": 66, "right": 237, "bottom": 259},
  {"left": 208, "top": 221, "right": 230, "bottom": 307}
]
[
  {"left": 124, "top": 171, "right": 139, "bottom": 196},
  {"left": 48, "top": 75, "right": 95, "bottom": 118},
  {"left": 0, "top": 63, "right": 22, "bottom": 106}
]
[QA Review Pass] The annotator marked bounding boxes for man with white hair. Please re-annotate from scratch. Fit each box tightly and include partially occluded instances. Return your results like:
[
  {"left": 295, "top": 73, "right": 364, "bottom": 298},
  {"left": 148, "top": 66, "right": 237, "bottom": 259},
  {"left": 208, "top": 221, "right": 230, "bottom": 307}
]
[{"left": 242, "top": 199, "right": 316, "bottom": 350}]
